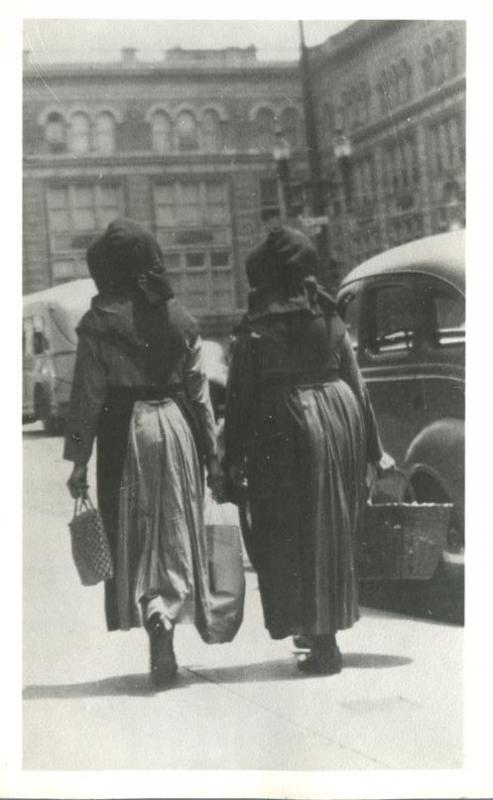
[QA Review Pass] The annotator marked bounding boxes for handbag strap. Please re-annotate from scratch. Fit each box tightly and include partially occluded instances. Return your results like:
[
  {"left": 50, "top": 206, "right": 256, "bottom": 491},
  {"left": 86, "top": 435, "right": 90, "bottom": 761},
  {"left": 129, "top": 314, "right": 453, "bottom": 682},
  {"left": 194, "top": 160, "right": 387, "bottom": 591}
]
[
  {"left": 73, "top": 493, "right": 95, "bottom": 518},
  {"left": 368, "top": 467, "right": 416, "bottom": 505}
]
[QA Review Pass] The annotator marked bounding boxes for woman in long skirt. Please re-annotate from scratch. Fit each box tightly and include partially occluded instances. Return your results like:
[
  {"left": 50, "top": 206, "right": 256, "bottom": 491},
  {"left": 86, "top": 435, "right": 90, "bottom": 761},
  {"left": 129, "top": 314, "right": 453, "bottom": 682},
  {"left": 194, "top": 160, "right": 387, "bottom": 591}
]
[
  {"left": 65, "top": 218, "right": 222, "bottom": 688},
  {"left": 224, "top": 226, "right": 394, "bottom": 674}
]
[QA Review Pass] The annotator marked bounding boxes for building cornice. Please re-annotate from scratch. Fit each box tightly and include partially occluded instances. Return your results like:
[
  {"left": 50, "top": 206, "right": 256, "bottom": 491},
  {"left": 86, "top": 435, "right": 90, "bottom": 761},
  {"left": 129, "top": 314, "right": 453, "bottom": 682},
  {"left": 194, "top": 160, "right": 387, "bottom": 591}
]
[
  {"left": 23, "top": 61, "right": 299, "bottom": 83},
  {"left": 23, "top": 149, "right": 308, "bottom": 173}
]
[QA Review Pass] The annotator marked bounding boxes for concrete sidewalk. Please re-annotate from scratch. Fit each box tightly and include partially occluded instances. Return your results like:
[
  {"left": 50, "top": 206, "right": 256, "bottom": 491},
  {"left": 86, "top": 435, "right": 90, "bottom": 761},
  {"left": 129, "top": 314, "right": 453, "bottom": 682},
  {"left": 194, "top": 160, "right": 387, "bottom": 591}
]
[
  {"left": 23, "top": 537, "right": 462, "bottom": 771},
  {"left": 22, "top": 432, "right": 462, "bottom": 771}
]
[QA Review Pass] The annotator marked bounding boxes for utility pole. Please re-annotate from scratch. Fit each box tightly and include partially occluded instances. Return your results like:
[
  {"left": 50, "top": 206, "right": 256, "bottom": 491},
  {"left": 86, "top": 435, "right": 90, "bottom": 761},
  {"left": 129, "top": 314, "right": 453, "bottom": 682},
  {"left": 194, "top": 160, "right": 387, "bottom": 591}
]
[{"left": 298, "top": 20, "right": 330, "bottom": 287}]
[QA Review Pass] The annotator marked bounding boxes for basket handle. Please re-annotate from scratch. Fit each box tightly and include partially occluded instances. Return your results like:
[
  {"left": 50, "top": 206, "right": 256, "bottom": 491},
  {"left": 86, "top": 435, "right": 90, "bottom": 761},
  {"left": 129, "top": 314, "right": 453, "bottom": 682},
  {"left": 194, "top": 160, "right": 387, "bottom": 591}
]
[
  {"left": 368, "top": 467, "right": 416, "bottom": 505},
  {"left": 73, "top": 493, "right": 95, "bottom": 518}
]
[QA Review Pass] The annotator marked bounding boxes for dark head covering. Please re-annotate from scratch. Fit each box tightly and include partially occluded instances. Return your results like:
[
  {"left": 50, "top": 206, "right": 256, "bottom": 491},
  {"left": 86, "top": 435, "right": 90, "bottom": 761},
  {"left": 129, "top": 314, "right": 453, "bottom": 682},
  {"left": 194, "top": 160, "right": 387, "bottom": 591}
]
[
  {"left": 244, "top": 226, "right": 336, "bottom": 320},
  {"left": 80, "top": 219, "right": 197, "bottom": 389},
  {"left": 87, "top": 217, "right": 174, "bottom": 300}
]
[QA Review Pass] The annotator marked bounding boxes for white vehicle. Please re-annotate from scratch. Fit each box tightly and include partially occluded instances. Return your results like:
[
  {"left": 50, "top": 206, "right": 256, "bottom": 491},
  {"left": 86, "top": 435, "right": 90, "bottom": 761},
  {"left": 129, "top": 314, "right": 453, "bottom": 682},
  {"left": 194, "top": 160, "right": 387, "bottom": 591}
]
[
  {"left": 23, "top": 279, "right": 96, "bottom": 433},
  {"left": 23, "top": 279, "right": 229, "bottom": 434}
]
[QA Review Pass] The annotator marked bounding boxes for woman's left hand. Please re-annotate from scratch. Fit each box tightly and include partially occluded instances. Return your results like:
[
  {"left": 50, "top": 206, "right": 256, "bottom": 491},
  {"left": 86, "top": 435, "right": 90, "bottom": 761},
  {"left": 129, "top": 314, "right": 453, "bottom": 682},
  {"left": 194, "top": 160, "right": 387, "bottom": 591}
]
[{"left": 67, "top": 463, "right": 88, "bottom": 500}]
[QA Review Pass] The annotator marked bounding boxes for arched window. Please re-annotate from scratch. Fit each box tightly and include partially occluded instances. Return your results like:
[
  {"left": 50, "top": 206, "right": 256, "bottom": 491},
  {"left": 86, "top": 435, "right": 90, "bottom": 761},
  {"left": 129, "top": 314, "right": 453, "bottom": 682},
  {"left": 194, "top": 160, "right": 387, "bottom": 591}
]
[
  {"left": 95, "top": 112, "right": 116, "bottom": 155},
  {"left": 379, "top": 71, "right": 391, "bottom": 112},
  {"left": 445, "top": 31, "right": 459, "bottom": 78},
  {"left": 435, "top": 38, "right": 446, "bottom": 84},
  {"left": 202, "top": 110, "right": 223, "bottom": 152},
  {"left": 401, "top": 59, "right": 413, "bottom": 101},
  {"left": 177, "top": 111, "right": 199, "bottom": 151},
  {"left": 280, "top": 107, "right": 302, "bottom": 150},
  {"left": 422, "top": 44, "right": 435, "bottom": 91},
  {"left": 44, "top": 112, "right": 66, "bottom": 153},
  {"left": 377, "top": 81, "right": 386, "bottom": 115},
  {"left": 390, "top": 64, "right": 400, "bottom": 105},
  {"left": 70, "top": 112, "right": 91, "bottom": 155},
  {"left": 358, "top": 82, "right": 370, "bottom": 124},
  {"left": 254, "top": 107, "right": 277, "bottom": 151},
  {"left": 152, "top": 111, "right": 173, "bottom": 154}
]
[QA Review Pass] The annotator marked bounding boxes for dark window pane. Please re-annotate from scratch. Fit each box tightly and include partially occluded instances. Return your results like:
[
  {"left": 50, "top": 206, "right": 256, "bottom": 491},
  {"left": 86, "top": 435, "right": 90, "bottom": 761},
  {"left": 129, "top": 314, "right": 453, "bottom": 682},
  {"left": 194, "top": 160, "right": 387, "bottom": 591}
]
[
  {"left": 186, "top": 252, "right": 205, "bottom": 269},
  {"left": 422, "top": 279, "right": 465, "bottom": 346},
  {"left": 370, "top": 284, "right": 415, "bottom": 353},
  {"left": 211, "top": 251, "right": 230, "bottom": 267}
]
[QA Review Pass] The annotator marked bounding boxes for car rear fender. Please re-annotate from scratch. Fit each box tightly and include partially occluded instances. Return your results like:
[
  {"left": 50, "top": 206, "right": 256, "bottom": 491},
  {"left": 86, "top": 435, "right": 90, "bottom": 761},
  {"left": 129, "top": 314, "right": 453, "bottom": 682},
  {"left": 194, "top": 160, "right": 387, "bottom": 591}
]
[{"left": 404, "top": 418, "right": 464, "bottom": 520}]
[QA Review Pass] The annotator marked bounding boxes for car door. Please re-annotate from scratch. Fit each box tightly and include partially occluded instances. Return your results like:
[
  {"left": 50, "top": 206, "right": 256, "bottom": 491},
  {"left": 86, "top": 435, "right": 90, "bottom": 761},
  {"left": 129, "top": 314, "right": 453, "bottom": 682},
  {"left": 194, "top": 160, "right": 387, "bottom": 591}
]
[
  {"left": 414, "top": 274, "right": 465, "bottom": 424},
  {"left": 356, "top": 274, "right": 428, "bottom": 465}
]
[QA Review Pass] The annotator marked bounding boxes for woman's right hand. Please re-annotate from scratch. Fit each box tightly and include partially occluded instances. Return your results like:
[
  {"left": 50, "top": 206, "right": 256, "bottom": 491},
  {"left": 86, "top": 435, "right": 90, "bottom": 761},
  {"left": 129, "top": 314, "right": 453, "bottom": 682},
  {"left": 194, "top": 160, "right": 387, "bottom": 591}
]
[
  {"left": 67, "top": 463, "right": 88, "bottom": 500},
  {"left": 375, "top": 451, "right": 396, "bottom": 478}
]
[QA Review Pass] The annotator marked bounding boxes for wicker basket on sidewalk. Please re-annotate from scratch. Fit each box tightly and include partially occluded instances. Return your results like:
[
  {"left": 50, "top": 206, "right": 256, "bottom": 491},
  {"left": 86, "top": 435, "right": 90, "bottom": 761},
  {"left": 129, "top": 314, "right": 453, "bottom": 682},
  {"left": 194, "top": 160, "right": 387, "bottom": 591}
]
[{"left": 357, "top": 471, "right": 452, "bottom": 581}]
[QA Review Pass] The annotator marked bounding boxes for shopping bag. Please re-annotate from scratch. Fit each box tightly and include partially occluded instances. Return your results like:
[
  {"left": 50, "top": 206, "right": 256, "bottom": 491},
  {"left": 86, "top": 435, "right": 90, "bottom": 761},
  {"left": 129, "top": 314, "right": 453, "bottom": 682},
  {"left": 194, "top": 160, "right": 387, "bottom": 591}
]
[
  {"left": 69, "top": 494, "right": 114, "bottom": 586},
  {"left": 204, "top": 499, "right": 245, "bottom": 643}
]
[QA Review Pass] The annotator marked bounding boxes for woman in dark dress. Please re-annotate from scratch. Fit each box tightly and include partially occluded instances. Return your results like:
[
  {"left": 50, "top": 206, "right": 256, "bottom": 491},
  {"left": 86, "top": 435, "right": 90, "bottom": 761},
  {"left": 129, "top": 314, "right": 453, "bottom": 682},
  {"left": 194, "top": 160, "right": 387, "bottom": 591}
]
[
  {"left": 224, "top": 226, "right": 393, "bottom": 674},
  {"left": 64, "top": 218, "right": 222, "bottom": 689}
]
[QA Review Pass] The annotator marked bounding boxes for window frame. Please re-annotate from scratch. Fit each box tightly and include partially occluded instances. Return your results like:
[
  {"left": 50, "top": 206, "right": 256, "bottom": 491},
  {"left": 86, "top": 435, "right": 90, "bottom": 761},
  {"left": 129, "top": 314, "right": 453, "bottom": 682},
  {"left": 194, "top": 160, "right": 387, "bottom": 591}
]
[
  {"left": 361, "top": 276, "right": 418, "bottom": 362},
  {"left": 414, "top": 274, "right": 465, "bottom": 349}
]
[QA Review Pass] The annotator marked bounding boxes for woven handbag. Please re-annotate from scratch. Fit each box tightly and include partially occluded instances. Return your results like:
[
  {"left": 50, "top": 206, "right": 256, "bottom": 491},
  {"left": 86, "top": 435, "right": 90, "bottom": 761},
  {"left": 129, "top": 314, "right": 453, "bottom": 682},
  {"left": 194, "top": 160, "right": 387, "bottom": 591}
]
[
  {"left": 69, "top": 495, "right": 114, "bottom": 586},
  {"left": 357, "top": 470, "right": 453, "bottom": 581}
]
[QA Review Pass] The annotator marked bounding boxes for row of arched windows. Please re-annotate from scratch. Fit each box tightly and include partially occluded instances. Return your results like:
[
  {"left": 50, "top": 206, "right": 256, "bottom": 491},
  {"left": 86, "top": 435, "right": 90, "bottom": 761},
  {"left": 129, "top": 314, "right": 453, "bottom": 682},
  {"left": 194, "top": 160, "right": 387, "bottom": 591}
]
[
  {"left": 422, "top": 33, "right": 460, "bottom": 90},
  {"left": 40, "top": 105, "right": 304, "bottom": 156},
  {"left": 377, "top": 59, "right": 414, "bottom": 113},
  {"left": 44, "top": 110, "right": 116, "bottom": 155},
  {"left": 150, "top": 109, "right": 225, "bottom": 153},
  {"left": 323, "top": 34, "right": 462, "bottom": 138}
]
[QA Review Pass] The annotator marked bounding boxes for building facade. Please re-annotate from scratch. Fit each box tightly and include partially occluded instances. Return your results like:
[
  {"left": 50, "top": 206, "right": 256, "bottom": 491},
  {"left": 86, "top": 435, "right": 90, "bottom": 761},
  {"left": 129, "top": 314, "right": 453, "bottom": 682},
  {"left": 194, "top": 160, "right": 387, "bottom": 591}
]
[
  {"left": 23, "top": 21, "right": 466, "bottom": 327},
  {"left": 307, "top": 19, "right": 466, "bottom": 280},
  {"left": 23, "top": 47, "right": 306, "bottom": 334}
]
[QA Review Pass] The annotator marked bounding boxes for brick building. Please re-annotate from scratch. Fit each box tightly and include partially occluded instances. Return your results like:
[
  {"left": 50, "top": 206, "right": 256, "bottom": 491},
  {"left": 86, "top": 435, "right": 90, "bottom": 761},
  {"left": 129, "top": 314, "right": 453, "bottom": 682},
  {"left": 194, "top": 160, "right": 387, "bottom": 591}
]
[
  {"left": 23, "top": 46, "right": 306, "bottom": 334},
  {"left": 306, "top": 19, "right": 466, "bottom": 279},
  {"left": 23, "top": 20, "right": 466, "bottom": 328}
]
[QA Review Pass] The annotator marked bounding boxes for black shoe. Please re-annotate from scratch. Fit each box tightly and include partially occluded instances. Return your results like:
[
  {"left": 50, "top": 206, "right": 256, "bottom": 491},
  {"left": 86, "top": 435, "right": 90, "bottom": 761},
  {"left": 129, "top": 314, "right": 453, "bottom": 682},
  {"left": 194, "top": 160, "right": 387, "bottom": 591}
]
[
  {"left": 292, "top": 635, "right": 313, "bottom": 651},
  {"left": 146, "top": 613, "right": 178, "bottom": 689},
  {"left": 297, "top": 643, "right": 342, "bottom": 675}
]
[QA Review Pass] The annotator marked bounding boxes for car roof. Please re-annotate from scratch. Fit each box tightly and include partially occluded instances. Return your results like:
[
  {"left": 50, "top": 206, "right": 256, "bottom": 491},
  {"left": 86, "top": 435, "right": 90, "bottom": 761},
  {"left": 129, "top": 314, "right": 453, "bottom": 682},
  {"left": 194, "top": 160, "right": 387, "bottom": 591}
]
[
  {"left": 23, "top": 278, "right": 96, "bottom": 313},
  {"left": 339, "top": 230, "right": 465, "bottom": 293}
]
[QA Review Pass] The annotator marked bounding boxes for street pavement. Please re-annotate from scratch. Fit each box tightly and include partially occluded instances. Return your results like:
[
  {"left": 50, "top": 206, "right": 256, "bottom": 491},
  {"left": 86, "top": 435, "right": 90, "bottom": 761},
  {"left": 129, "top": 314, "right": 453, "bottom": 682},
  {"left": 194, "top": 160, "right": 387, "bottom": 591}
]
[{"left": 23, "top": 424, "right": 463, "bottom": 771}]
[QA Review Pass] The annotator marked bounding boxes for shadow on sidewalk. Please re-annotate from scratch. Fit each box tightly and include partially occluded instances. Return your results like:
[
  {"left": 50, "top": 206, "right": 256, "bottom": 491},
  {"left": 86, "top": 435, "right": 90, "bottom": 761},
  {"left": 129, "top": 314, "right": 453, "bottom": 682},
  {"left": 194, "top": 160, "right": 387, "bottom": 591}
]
[
  {"left": 23, "top": 652, "right": 413, "bottom": 700},
  {"left": 23, "top": 672, "right": 169, "bottom": 699},
  {"left": 191, "top": 652, "right": 413, "bottom": 684}
]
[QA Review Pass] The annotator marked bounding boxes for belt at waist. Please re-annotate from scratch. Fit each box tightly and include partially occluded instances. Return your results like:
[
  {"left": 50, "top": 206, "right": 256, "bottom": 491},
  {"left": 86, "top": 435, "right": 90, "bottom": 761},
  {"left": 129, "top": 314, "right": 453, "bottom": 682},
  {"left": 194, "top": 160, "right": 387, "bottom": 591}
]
[
  {"left": 104, "top": 384, "right": 182, "bottom": 407},
  {"left": 260, "top": 369, "right": 340, "bottom": 388}
]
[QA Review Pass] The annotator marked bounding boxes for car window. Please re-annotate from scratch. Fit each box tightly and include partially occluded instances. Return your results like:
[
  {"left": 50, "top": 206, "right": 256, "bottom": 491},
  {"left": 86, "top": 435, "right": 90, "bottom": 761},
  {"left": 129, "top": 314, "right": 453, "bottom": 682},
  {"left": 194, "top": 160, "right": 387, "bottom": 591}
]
[
  {"left": 419, "top": 277, "right": 465, "bottom": 346},
  {"left": 33, "top": 315, "right": 48, "bottom": 355},
  {"left": 23, "top": 317, "right": 34, "bottom": 356},
  {"left": 338, "top": 283, "right": 363, "bottom": 349},
  {"left": 367, "top": 283, "right": 415, "bottom": 355}
]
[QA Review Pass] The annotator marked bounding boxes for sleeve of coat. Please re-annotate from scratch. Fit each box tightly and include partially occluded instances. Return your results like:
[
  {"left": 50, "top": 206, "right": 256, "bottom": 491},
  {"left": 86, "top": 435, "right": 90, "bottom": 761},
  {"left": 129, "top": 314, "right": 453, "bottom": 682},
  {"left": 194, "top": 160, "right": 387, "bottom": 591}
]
[
  {"left": 182, "top": 335, "right": 218, "bottom": 463},
  {"left": 223, "top": 331, "right": 256, "bottom": 470},
  {"left": 63, "top": 333, "right": 107, "bottom": 464},
  {"left": 339, "top": 329, "right": 384, "bottom": 464}
]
